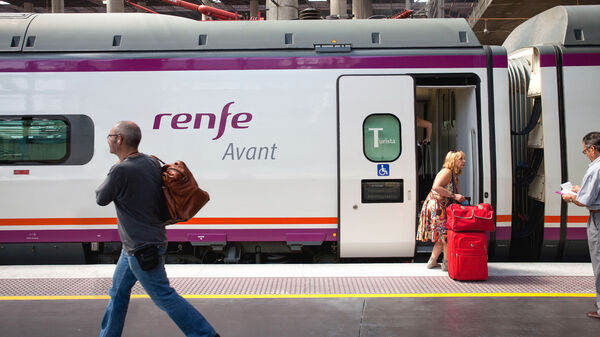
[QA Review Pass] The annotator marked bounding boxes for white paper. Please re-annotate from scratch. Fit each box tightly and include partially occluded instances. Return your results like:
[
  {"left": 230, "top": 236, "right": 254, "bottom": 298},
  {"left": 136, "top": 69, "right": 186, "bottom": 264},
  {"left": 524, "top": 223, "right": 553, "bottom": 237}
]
[{"left": 560, "top": 182, "right": 577, "bottom": 195}]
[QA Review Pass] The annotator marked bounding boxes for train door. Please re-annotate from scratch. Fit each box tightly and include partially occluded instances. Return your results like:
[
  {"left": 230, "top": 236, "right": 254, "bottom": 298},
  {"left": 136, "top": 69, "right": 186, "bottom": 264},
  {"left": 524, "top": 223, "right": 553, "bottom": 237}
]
[{"left": 337, "top": 75, "right": 416, "bottom": 258}]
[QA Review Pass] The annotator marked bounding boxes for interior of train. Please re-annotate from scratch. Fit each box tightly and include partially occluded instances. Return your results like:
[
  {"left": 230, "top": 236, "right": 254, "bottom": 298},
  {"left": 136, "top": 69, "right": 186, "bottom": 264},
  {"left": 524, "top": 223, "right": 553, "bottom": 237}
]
[{"left": 415, "top": 85, "right": 480, "bottom": 207}]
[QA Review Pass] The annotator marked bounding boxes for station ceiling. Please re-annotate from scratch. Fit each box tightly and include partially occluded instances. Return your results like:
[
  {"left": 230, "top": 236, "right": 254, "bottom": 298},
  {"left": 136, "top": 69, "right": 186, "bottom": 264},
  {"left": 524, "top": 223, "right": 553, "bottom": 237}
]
[
  {"left": 470, "top": 0, "right": 600, "bottom": 46},
  {"left": 1, "top": 0, "right": 600, "bottom": 46},
  {"left": 0, "top": 0, "right": 476, "bottom": 21}
]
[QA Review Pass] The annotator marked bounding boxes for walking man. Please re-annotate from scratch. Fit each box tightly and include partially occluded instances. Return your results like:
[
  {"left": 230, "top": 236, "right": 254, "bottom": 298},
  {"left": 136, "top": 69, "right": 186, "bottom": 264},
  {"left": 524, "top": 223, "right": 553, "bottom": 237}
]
[
  {"left": 96, "top": 121, "right": 219, "bottom": 336},
  {"left": 562, "top": 131, "right": 600, "bottom": 320}
]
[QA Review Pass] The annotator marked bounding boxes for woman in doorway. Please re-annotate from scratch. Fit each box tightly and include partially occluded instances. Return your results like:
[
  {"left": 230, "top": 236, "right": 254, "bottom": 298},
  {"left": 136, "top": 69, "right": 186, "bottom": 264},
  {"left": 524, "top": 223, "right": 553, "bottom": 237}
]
[{"left": 416, "top": 150, "right": 467, "bottom": 271}]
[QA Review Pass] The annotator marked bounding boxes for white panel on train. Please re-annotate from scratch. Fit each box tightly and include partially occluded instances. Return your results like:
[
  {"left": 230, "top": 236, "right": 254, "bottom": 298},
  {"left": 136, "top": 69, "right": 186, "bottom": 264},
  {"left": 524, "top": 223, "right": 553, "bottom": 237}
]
[
  {"left": 0, "top": 69, "right": 340, "bottom": 222},
  {"left": 338, "top": 75, "right": 416, "bottom": 258}
]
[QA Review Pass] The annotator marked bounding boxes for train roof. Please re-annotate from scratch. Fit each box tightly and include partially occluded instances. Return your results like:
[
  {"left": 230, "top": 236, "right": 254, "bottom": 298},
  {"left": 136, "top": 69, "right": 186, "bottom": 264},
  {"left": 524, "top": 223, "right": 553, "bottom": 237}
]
[
  {"left": 503, "top": 5, "right": 600, "bottom": 54},
  {"left": 0, "top": 13, "right": 480, "bottom": 53}
]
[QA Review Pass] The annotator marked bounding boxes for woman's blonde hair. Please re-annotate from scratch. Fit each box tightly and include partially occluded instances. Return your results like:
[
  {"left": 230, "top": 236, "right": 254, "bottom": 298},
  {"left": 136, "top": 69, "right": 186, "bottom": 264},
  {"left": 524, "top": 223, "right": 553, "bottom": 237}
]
[{"left": 443, "top": 150, "right": 466, "bottom": 175}]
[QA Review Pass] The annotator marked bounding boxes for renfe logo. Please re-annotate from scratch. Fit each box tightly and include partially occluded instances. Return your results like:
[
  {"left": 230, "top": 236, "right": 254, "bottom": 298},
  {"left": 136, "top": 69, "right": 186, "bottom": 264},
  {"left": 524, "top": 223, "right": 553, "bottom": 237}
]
[{"left": 152, "top": 102, "right": 253, "bottom": 140}]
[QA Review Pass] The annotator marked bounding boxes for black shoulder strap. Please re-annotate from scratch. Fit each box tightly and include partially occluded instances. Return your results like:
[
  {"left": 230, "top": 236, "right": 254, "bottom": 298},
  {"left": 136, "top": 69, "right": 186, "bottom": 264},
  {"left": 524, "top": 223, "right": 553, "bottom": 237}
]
[{"left": 451, "top": 173, "right": 458, "bottom": 194}]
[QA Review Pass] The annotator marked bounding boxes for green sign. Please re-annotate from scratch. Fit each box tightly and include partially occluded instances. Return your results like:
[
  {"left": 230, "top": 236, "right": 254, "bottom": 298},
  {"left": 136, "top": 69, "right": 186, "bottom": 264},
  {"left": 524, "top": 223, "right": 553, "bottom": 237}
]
[{"left": 363, "top": 114, "right": 401, "bottom": 162}]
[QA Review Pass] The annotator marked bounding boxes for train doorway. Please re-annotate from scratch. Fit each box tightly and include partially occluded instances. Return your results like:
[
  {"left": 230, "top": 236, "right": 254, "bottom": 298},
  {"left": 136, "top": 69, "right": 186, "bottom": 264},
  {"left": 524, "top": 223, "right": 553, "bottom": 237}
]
[
  {"left": 415, "top": 85, "right": 480, "bottom": 205},
  {"left": 414, "top": 81, "right": 481, "bottom": 257},
  {"left": 337, "top": 75, "right": 416, "bottom": 258}
]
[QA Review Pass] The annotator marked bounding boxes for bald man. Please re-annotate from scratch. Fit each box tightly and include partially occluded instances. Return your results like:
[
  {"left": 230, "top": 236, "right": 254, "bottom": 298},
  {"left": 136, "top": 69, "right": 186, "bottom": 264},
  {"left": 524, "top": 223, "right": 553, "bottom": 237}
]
[{"left": 96, "top": 121, "right": 219, "bottom": 337}]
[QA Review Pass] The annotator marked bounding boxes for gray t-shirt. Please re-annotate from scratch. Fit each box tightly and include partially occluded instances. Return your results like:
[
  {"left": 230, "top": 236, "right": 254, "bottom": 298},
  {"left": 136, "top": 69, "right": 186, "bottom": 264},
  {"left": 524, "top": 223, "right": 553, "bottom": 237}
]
[{"left": 96, "top": 153, "right": 168, "bottom": 254}]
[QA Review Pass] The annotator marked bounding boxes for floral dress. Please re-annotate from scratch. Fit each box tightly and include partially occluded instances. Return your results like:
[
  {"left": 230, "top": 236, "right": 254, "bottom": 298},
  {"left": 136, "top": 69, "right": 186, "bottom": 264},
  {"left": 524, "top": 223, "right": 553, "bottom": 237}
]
[{"left": 416, "top": 180, "right": 455, "bottom": 243}]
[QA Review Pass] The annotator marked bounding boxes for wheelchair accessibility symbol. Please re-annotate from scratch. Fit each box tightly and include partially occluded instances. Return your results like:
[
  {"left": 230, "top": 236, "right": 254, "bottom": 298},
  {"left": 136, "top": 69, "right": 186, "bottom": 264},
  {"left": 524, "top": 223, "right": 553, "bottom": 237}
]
[{"left": 377, "top": 164, "right": 390, "bottom": 176}]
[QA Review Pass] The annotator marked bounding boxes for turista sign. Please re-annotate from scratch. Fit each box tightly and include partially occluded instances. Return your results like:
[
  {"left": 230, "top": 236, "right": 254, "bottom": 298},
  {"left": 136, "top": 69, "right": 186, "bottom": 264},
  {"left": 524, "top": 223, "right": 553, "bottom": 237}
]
[
  {"left": 363, "top": 114, "right": 401, "bottom": 162},
  {"left": 152, "top": 102, "right": 278, "bottom": 161}
]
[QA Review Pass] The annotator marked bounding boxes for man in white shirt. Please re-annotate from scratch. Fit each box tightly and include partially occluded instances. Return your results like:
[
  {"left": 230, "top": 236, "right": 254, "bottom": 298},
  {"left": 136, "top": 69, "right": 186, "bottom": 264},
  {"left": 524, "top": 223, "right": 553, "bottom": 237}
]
[{"left": 563, "top": 131, "right": 600, "bottom": 320}]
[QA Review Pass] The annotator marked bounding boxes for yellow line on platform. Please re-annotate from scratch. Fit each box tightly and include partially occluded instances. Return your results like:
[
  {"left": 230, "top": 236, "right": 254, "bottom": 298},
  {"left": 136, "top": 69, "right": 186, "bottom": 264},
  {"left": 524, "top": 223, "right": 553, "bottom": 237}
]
[{"left": 0, "top": 293, "right": 595, "bottom": 301}]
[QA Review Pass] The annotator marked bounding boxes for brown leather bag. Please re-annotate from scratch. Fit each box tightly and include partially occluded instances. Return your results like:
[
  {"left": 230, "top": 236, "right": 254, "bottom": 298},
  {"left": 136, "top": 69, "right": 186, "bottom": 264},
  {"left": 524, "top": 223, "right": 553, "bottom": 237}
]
[{"left": 152, "top": 156, "right": 209, "bottom": 224}]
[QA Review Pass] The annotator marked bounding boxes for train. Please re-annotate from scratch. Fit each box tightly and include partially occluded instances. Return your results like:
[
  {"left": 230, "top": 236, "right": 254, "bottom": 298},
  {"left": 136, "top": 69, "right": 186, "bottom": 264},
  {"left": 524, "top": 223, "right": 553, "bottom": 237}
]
[{"left": 0, "top": 5, "right": 599, "bottom": 263}]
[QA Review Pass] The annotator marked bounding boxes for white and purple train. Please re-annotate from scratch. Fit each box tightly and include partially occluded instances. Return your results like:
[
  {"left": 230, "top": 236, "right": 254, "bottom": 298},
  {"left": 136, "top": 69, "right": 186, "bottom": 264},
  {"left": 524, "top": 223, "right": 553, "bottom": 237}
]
[{"left": 0, "top": 6, "right": 599, "bottom": 263}]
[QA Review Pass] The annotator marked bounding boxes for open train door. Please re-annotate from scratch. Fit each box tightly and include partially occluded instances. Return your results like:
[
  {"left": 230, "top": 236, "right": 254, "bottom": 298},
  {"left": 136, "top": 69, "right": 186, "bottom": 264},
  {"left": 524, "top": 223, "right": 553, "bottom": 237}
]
[{"left": 338, "top": 75, "right": 416, "bottom": 258}]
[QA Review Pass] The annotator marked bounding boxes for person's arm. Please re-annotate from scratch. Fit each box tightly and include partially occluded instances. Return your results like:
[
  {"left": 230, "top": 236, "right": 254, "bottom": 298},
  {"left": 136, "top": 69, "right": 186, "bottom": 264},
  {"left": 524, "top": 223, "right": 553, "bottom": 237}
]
[
  {"left": 95, "top": 165, "right": 122, "bottom": 206},
  {"left": 566, "top": 172, "right": 599, "bottom": 207},
  {"left": 417, "top": 118, "right": 432, "bottom": 144},
  {"left": 570, "top": 185, "right": 585, "bottom": 206},
  {"left": 562, "top": 193, "right": 586, "bottom": 207}
]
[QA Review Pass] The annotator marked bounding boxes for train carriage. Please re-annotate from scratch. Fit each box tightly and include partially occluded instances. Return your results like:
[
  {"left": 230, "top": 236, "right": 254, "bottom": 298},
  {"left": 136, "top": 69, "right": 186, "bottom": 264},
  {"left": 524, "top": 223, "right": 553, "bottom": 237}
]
[
  {"left": 503, "top": 5, "right": 600, "bottom": 261},
  {"left": 0, "top": 5, "right": 597, "bottom": 263}
]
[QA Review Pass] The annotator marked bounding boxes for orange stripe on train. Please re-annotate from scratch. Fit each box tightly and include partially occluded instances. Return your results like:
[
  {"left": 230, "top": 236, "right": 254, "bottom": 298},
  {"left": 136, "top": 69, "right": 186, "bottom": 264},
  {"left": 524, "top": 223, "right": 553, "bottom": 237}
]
[
  {"left": 545, "top": 216, "right": 589, "bottom": 223},
  {"left": 0, "top": 216, "right": 588, "bottom": 226}
]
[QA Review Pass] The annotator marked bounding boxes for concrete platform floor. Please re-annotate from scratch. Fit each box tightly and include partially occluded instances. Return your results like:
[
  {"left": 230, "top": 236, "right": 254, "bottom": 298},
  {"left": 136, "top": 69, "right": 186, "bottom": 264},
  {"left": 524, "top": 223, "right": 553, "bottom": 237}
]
[
  {"left": 0, "top": 263, "right": 598, "bottom": 336},
  {"left": 1, "top": 297, "right": 599, "bottom": 337}
]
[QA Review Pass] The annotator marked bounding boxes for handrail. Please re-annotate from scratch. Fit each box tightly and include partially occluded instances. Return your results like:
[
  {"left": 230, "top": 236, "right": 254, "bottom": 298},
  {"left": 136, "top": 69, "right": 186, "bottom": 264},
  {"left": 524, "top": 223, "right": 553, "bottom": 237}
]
[
  {"left": 126, "top": 0, "right": 243, "bottom": 20},
  {"left": 161, "top": 0, "right": 242, "bottom": 20}
]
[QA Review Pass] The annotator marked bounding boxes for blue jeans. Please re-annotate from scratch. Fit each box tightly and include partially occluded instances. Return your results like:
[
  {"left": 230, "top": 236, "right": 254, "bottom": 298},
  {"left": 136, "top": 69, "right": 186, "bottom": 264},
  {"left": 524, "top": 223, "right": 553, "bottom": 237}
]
[{"left": 99, "top": 247, "right": 216, "bottom": 337}]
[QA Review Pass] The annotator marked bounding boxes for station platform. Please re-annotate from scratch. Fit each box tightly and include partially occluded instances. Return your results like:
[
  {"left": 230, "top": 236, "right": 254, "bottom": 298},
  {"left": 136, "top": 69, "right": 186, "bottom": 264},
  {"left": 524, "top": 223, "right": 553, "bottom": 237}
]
[{"left": 0, "top": 263, "right": 598, "bottom": 336}]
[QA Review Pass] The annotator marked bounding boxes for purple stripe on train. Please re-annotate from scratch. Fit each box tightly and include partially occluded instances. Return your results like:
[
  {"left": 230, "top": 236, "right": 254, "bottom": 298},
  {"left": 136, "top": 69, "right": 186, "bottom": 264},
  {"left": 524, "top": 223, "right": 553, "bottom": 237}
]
[
  {"left": 543, "top": 227, "right": 588, "bottom": 241},
  {"left": 492, "top": 55, "right": 508, "bottom": 68},
  {"left": 0, "top": 227, "right": 586, "bottom": 244},
  {"left": 0, "top": 228, "right": 338, "bottom": 243},
  {"left": 562, "top": 53, "right": 600, "bottom": 67},
  {"left": 2, "top": 53, "right": 597, "bottom": 73},
  {"left": 539, "top": 53, "right": 557, "bottom": 67},
  {"left": 538, "top": 53, "right": 600, "bottom": 68},
  {"left": 494, "top": 226, "right": 511, "bottom": 240},
  {"left": 494, "top": 226, "right": 588, "bottom": 241},
  {"left": 0, "top": 54, "right": 490, "bottom": 73}
]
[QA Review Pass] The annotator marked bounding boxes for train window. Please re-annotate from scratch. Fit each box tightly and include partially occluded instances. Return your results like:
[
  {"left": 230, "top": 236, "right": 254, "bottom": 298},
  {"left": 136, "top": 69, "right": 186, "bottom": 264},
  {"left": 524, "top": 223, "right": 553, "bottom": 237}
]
[
  {"left": 363, "top": 114, "right": 401, "bottom": 162},
  {"left": 362, "top": 179, "right": 404, "bottom": 203},
  {"left": 0, "top": 115, "right": 94, "bottom": 165}
]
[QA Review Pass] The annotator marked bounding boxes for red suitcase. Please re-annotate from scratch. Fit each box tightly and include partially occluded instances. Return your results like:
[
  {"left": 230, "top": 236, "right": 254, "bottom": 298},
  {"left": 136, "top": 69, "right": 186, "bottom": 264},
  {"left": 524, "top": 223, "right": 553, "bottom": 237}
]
[{"left": 447, "top": 230, "right": 488, "bottom": 281}]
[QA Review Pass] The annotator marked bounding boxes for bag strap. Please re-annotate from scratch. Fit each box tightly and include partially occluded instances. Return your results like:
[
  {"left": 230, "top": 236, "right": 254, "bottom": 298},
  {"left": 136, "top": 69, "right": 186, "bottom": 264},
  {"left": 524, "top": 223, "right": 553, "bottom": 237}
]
[
  {"left": 449, "top": 205, "right": 473, "bottom": 219},
  {"left": 419, "top": 143, "right": 434, "bottom": 178},
  {"left": 451, "top": 173, "right": 458, "bottom": 194},
  {"left": 166, "top": 167, "right": 189, "bottom": 182},
  {"left": 448, "top": 172, "right": 459, "bottom": 204},
  {"left": 426, "top": 144, "right": 433, "bottom": 176},
  {"left": 151, "top": 155, "right": 165, "bottom": 165},
  {"left": 150, "top": 155, "right": 165, "bottom": 170},
  {"left": 152, "top": 156, "right": 189, "bottom": 182}
]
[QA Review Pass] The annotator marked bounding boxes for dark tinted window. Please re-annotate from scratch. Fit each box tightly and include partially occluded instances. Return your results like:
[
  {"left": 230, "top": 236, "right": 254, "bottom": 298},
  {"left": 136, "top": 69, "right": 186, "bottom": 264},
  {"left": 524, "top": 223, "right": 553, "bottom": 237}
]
[{"left": 0, "top": 115, "right": 94, "bottom": 165}]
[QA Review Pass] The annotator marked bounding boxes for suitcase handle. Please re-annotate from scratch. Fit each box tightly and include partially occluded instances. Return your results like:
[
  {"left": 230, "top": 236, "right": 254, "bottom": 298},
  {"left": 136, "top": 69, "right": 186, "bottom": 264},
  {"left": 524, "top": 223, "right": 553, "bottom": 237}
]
[{"left": 449, "top": 205, "right": 494, "bottom": 220}]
